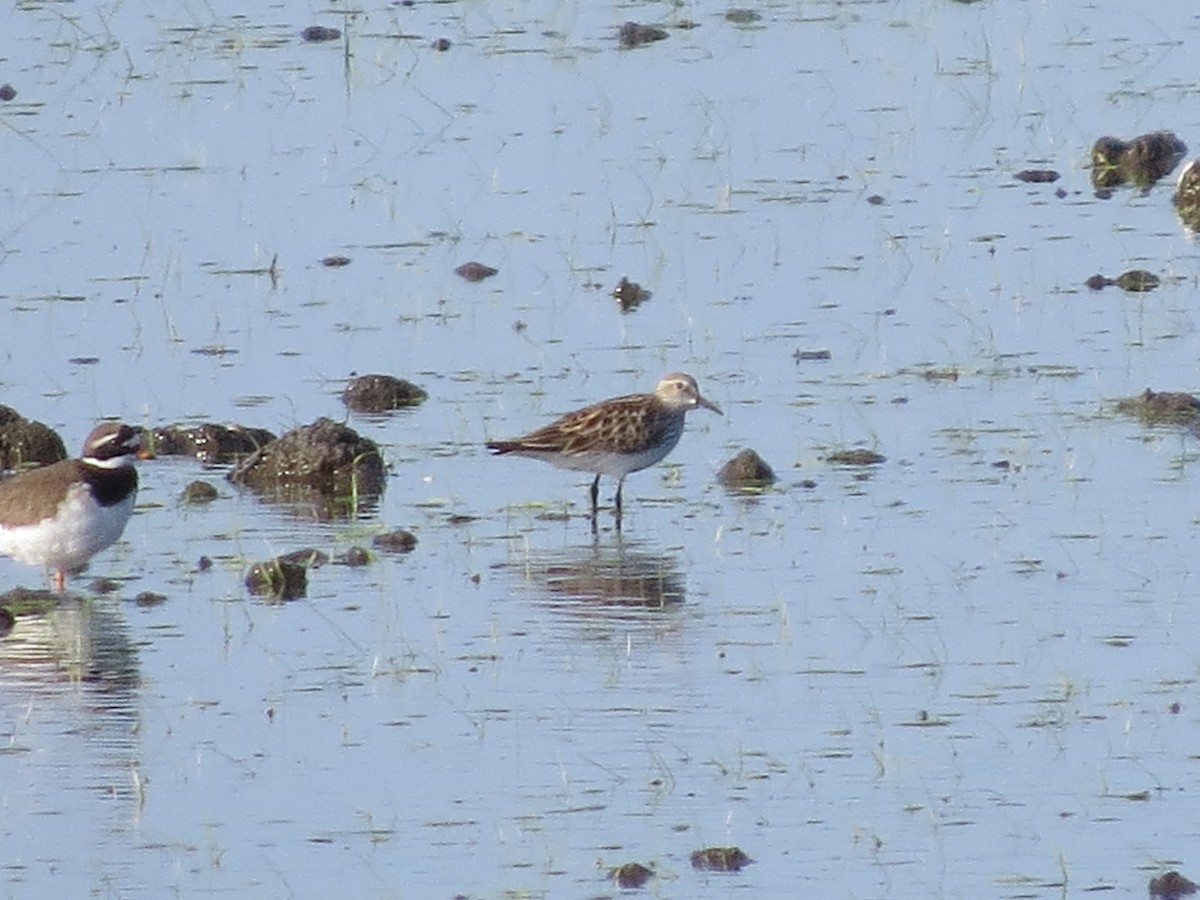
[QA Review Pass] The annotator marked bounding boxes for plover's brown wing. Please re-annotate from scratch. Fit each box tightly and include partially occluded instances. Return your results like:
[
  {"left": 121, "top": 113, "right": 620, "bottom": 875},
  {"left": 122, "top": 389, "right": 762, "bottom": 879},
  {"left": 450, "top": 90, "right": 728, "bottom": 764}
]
[{"left": 0, "top": 460, "right": 81, "bottom": 528}]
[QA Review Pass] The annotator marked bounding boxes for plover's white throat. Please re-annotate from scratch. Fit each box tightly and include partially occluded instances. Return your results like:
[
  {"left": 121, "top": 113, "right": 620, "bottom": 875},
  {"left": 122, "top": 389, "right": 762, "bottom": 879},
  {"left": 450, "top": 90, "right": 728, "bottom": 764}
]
[
  {"left": 0, "top": 422, "right": 142, "bottom": 591},
  {"left": 487, "top": 373, "right": 721, "bottom": 518}
]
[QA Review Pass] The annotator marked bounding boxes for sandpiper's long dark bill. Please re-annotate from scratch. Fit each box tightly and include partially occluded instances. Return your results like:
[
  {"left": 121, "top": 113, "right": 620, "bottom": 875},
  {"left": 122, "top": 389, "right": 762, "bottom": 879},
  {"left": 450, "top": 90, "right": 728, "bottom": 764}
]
[
  {"left": 0, "top": 422, "right": 143, "bottom": 592},
  {"left": 486, "top": 372, "right": 721, "bottom": 516}
]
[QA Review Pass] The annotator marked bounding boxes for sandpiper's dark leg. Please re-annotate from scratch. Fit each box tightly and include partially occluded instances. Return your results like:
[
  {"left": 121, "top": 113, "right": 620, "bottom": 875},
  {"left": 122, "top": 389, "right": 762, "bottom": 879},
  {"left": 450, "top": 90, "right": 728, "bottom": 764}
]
[
  {"left": 614, "top": 478, "right": 625, "bottom": 517},
  {"left": 589, "top": 475, "right": 600, "bottom": 518}
]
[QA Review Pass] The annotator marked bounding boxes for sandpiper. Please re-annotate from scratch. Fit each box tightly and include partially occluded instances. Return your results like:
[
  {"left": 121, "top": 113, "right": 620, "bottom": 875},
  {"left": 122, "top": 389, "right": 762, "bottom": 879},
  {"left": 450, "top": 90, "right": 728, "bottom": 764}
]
[
  {"left": 0, "top": 422, "right": 143, "bottom": 592},
  {"left": 486, "top": 372, "right": 722, "bottom": 518}
]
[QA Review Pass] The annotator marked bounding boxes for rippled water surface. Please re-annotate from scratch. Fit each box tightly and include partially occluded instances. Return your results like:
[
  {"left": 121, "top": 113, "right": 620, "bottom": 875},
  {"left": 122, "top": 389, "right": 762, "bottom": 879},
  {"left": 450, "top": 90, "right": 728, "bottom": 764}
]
[{"left": 3, "top": 0, "right": 1200, "bottom": 896}]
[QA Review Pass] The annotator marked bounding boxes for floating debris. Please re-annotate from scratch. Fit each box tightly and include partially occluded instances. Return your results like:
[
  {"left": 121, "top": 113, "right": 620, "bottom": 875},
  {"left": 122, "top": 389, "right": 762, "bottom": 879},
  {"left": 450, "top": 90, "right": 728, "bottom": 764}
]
[
  {"left": 342, "top": 374, "right": 428, "bottom": 414},
  {"left": 1085, "top": 270, "right": 1159, "bottom": 292},
  {"left": 826, "top": 448, "right": 886, "bottom": 466},
  {"left": 133, "top": 591, "right": 167, "bottom": 607},
  {"left": 1150, "top": 871, "right": 1198, "bottom": 900},
  {"left": 1090, "top": 130, "right": 1186, "bottom": 192},
  {"left": 920, "top": 366, "right": 959, "bottom": 381},
  {"left": 0, "top": 84, "right": 15, "bottom": 102},
  {"left": 1014, "top": 169, "right": 1060, "bottom": 183},
  {"left": 321, "top": 255, "right": 351, "bottom": 268},
  {"left": 793, "top": 348, "right": 831, "bottom": 362},
  {"left": 865, "top": 194, "right": 885, "bottom": 205},
  {"left": 618, "top": 21, "right": 669, "bottom": 48},
  {"left": 612, "top": 276, "right": 651, "bottom": 312},
  {"left": 1173, "top": 159, "right": 1200, "bottom": 231},
  {"left": 690, "top": 846, "right": 751, "bottom": 872},
  {"left": 1116, "top": 389, "right": 1200, "bottom": 427},
  {"left": 431, "top": 37, "right": 452, "bottom": 51},
  {"left": 609, "top": 861, "right": 654, "bottom": 889},
  {"left": 455, "top": 261, "right": 498, "bottom": 282},
  {"left": 717, "top": 449, "right": 777, "bottom": 491},
  {"left": 301, "top": 25, "right": 341, "bottom": 43}
]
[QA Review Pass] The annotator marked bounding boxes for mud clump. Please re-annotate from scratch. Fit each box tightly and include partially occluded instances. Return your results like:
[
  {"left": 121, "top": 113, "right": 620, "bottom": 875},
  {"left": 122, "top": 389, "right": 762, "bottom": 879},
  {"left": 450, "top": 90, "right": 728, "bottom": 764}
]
[
  {"left": 180, "top": 481, "right": 219, "bottom": 505},
  {"left": 245, "top": 549, "right": 328, "bottom": 601},
  {"left": 0, "top": 586, "right": 59, "bottom": 618},
  {"left": 689, "top": 846, "right": 752, "bottom": 872},
  {"left": 717, "top": 449, "right": 777, "bottom": 491},
  {"left": 227, "top": 418, "right": 385, "bottom": 518},
  {"left": 618, "top": 21, "right": 669, "bottom": 47},
  {"left": 1014, "top": 169, "right": 1060, "bottom": 183},
  {"left": 301, "top": 25, "right": 341, "bottom": 43},
  {"left": 245, "top": 557, "right": 308, "bottom": 602},
  {"left": 1173, "top": 159, "right": 1200, "bottom": 231},
  {"left": 725, "top": 9, "right": 762, "bottom": 24},
  {"left": 1116, "top": 389, "right": 1200, "bottom": 427},
  {"left": 337, "top": 546, "right": 372, "bottom": 567},
  {"left": 826, "top": 448, "right": 886, "bottom": 466},
  {"left": 373, "top": 529, "right": 418, "bottom": 554},
  {"left": 455, "top": 261, "right": 498, "bottom": 282},
  {"left": 609, "top": 861, "right": 654, "bottom": 888},
  {"left": 0, "top": 406, "right": 66, "bottom": 470},
  {"left": 1150, "top": 871, "right": 1198, "bottom": 900},
  {"left": 1091, "top": 131, "right": 1186, "bottom": 193},
  {"left": 342, "top": 374, "right": 428, "bottom": 414},
  {"left": 612, "top": 276, "right": 651, "bottom": 312},
  {"left": 278, "top": 548, "right": 330, "bottom": 569},
  {"left": 149, "top": 423, "right": 276, "bottom": 464},
  {"left": 1086, "top": 270, "right": 1160, "bottom": 293}
]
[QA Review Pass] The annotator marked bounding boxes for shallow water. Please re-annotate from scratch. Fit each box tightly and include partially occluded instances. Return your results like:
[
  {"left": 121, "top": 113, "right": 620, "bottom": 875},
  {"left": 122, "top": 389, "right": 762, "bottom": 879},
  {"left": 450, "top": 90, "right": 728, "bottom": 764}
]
[{"left": 3, "top": 0, "right": 1200, "bottom": 896}]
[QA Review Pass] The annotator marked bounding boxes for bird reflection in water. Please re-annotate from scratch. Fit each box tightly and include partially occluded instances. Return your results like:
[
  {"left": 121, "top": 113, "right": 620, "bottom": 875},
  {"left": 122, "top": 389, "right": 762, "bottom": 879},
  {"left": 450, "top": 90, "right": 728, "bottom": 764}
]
[
  {"left": 506, "top": 538, "right": 685, "bottom": 616},
  {"left": 0, "top": 589, "right": 140, "bottom": 692},
  {"left": 0, "top": 590, "right": 144, "bottom": 812}
]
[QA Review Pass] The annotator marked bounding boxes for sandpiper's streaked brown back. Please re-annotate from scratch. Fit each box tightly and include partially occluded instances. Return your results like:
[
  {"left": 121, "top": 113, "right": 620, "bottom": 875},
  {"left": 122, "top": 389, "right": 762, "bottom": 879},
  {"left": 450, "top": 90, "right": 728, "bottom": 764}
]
[{"left": 487, "top": 372, "right": 721, "bottom": 517}]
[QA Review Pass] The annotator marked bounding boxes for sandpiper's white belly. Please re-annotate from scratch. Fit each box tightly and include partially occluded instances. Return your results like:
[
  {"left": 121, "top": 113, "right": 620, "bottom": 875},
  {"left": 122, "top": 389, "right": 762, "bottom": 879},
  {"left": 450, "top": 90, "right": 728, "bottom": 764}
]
[
  {"left": 544, "top": 439, "right": 682, "bottom": 478},
  {"left": 0, "top": 483, "right": 135, "bottom": 573}
]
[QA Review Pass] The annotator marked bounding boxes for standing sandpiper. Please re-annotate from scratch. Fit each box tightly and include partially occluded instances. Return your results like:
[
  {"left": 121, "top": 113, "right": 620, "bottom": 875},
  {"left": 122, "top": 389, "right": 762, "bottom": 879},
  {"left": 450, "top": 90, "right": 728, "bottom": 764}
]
[
  {"left": 486, "top": 372, "right": 722, "bottom": 518},
  {"left": 0, "top": 422, "right": 143, "bottom": 592}
]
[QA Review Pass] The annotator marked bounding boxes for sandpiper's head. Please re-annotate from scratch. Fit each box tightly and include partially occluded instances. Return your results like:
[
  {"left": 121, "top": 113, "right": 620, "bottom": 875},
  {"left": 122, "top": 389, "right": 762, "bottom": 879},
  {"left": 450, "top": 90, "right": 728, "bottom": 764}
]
[
  {"left": 654, "top": 373, "right": 722, "bottom": 415},
  {"left": 82, "top": 422, "right": 143, "bottom": 464}
]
